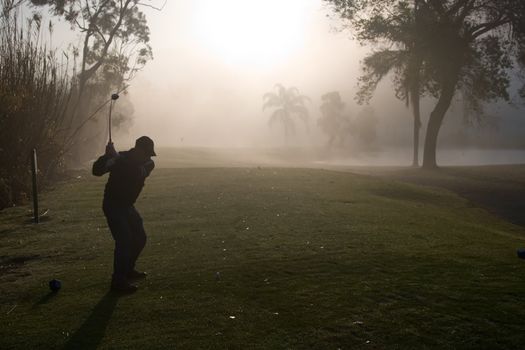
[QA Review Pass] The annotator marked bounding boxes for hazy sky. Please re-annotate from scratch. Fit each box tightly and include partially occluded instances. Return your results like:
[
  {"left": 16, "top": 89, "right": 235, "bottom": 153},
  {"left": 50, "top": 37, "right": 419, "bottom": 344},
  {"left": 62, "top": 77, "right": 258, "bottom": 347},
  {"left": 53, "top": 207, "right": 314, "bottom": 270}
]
[
  {"left": 125, "top": 0, "right": 372, "bottom": 147},
  {"left": 46, "top": 0, "right": 524, "bottom": 151}
]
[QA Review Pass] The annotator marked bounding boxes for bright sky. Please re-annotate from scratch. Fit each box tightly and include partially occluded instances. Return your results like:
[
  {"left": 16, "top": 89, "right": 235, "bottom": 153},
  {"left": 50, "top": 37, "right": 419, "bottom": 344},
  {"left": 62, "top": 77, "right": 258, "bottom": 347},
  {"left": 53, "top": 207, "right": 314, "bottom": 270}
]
[
  {"left": 34, "top": 0, "right": 525, "bottom": 161},
  {"left": 125, "top": 0, "right": 370, "bottom": 147},
  {"left": 191, "top": 0, "right": 307, "bottom": 68},
  {"left": 44, "top": 0, "right": 524, "bottom": 150}
]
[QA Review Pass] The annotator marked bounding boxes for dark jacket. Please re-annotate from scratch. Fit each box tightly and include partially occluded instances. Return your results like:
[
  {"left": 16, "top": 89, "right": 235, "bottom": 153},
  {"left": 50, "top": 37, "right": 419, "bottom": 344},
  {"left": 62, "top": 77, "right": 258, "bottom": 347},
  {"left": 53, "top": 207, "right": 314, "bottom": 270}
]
[{"left": 92, "top": 148, "right": 155, "bottom": 206}]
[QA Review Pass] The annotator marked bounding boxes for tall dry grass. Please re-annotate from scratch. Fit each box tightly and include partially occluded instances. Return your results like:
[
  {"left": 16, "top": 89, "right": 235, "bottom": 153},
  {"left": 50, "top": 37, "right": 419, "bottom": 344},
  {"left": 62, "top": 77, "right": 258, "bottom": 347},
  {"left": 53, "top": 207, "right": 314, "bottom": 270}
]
[{"left": 0, "top": 3, "right": 74, "bottom": 208}]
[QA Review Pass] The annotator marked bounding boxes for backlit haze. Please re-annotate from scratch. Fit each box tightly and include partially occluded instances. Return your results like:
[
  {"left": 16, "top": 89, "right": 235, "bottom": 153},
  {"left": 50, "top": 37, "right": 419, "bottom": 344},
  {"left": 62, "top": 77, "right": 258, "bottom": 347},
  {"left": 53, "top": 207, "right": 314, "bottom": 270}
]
[
  {"left": 126, "top": 0, "right": 366, "bottom": 148},
  {"left": 68, "top": 0, "right": 525, "bottom": 164}
]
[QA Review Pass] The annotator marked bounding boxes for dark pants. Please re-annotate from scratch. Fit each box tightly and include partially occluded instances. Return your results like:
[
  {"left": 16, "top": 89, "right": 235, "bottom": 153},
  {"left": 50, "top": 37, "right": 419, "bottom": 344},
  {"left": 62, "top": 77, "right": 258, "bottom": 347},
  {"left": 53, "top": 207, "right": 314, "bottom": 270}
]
[{"left": 103, "top": 200, "right": 147, "bottom": 283}]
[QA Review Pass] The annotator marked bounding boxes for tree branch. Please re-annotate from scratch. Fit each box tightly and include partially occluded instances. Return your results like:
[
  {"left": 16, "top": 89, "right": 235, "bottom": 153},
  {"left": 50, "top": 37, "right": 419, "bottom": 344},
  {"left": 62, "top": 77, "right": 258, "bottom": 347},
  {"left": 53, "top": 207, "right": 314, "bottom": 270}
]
[
  {"left": 470, "top": 18, "right": 510, "bottom": 38},
  {"left": 80, "top": 0, "right": 127, "bottom": 85},
  {"left": 137, "top": 0, "right": 166, "bottom": 11}
]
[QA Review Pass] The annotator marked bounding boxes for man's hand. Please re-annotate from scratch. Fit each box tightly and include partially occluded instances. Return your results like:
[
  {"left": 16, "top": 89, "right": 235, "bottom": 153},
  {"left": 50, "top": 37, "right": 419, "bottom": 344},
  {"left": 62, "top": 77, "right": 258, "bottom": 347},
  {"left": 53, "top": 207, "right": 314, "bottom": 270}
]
[
  {"left": 105, "top": 142, "right": 118, "bottom": 157},
  {"left": 140, "top": 159, "right": 155, "bottom": 178}
]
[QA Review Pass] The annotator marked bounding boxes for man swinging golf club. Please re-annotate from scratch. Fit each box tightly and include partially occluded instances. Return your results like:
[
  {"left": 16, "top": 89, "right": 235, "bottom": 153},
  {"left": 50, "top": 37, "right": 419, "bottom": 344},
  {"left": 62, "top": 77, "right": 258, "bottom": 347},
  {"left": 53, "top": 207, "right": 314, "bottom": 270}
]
[{"left": 92, "top": 94, "right": 156, "bottom": 293}]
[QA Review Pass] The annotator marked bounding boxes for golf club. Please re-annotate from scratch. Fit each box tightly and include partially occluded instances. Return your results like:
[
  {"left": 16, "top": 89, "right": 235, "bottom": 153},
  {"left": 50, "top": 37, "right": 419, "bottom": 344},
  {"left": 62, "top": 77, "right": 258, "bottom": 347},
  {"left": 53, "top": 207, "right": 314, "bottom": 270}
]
[{"left": 108, "top": 93, "right": 120, "bottom": 143}]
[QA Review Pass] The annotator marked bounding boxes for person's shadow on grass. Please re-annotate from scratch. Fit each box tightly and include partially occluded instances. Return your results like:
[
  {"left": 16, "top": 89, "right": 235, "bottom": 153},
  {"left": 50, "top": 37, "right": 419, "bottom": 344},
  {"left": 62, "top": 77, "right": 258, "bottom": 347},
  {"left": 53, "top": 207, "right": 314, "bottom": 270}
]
[{"left": 63, "top": 292, "right": 119, "bottom": 350}]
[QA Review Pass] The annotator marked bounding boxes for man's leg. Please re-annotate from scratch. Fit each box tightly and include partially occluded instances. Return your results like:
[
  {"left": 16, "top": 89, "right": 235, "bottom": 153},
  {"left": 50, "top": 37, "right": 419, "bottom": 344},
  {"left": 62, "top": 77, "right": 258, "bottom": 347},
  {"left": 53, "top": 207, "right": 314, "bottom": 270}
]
[
  {"left": 103, "top": 202, "right": 135, "bottom": 289},
  {"left": 128, "top": 206, "right": 147, "bottom": 275}
]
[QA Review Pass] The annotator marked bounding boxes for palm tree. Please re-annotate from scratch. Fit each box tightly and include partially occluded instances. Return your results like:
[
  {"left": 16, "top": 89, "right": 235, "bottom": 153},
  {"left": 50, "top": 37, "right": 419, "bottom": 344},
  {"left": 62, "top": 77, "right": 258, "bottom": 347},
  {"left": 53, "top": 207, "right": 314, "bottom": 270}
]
[
  {"left": 263, "top": 84, "right": 310, "bottom": 144},
  {"left": 318, "top": 91, "right": 351, "bottom": 148},
  {"left": 359, "top": 50, "right": 423, "bottom": 166}
]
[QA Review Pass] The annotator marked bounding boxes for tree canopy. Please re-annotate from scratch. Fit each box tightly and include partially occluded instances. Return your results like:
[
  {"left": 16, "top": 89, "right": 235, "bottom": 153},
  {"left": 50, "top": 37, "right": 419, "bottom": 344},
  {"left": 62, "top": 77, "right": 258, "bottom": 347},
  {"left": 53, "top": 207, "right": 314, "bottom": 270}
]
[
  {"left": 325, "top": 0, "right": 525, "bottom": 168},
  {"left": 30, "top": 0, "right": 152, "bottom": 91},
  {"left": 318, "top": 91, "right": 351, "bottom": 148}
]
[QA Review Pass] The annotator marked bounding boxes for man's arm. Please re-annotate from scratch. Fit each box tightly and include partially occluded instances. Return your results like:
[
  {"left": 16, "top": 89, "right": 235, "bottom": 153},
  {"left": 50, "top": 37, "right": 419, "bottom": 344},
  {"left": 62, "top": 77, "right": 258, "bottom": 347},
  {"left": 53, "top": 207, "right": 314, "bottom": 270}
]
[
  {"left": 92, "top": 155, "right": 117, "bottom": 176},
  {"left": 92, "top": 143, "right": 119, "bottom": 177}
]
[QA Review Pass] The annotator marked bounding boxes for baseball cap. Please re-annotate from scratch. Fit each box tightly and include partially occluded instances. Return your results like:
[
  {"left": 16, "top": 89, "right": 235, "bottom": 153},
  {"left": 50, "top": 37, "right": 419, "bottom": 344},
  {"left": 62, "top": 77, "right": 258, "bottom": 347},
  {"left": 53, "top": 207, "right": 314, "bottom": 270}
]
[{"left": 135, "top": 136, "right": 156, "bottom": 157}]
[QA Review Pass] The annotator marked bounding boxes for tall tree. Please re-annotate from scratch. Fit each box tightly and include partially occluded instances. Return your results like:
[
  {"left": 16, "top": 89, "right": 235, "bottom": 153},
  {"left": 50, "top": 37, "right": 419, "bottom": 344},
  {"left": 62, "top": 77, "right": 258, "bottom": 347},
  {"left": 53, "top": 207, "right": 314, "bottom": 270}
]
[
  {"left": 31, "top": 0, "right": 152, "bottom": 93},
  {"left": 31, "top": 0, "right": 153, "bottom": 131},
  {"left": 27, "top": 0, "right": 156, "bottom": 164},
  {"left": 355, "top": 0, "right": 427, "bottom": 166},
  {"left": 325, "top": 0, "right": 525, "bottom": 168},
  {"left": 263, "top": 84, "right": 310, "bottom": 144},
  {"left": 318, "top": 91, "right": 351, "bottom": 148}
]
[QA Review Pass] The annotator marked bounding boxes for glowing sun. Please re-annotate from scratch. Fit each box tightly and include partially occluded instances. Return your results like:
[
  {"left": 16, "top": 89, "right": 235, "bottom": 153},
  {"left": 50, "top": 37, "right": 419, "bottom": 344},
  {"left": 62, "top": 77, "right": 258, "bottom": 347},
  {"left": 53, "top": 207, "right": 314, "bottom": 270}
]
[{"left": 192, "top": 0, "right": 307, "bottom": 67}]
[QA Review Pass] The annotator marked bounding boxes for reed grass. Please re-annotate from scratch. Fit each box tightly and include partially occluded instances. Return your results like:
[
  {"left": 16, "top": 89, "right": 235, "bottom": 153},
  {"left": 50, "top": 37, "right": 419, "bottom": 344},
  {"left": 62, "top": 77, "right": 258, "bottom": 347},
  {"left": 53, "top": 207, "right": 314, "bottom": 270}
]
[{"left": 0, "top": 2, "right": 74, "bottom": 208}]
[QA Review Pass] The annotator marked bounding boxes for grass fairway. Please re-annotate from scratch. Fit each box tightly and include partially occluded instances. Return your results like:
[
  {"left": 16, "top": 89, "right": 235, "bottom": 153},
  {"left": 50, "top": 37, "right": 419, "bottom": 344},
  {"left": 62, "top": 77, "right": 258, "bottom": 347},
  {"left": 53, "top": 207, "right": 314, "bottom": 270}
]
[{"left": 1, "top": 164, "right": 525, "bottom": 349}]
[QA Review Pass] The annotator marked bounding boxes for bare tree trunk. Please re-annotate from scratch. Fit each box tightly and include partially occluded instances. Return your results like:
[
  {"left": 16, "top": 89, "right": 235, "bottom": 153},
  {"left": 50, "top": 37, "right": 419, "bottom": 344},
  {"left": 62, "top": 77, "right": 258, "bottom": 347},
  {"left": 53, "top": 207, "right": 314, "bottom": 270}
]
[
  {"left": 410, "top": 81, "right": 422, "bottom": 167},
  {"left": 411, "top": 0, "right": 422, "bottom": 167},
  {"left": 412, "top": 97, "right": 421, "bottom": 167},
  {"left": 422, "top": 74, "right": 458, "bottom": 169}
]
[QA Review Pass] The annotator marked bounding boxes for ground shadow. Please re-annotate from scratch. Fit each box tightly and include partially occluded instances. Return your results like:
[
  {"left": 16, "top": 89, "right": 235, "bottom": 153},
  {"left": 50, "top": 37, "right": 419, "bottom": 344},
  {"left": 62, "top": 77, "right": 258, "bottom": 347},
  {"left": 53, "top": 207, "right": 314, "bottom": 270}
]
[
  {"left": 32, "top": 291, "right": 58, "bottom": 308},
  {"left": 63, "top": 292, "right": 119, "bottom": 350},
  {"left": 352, "top": 166, "right": 525, "bottom": 228}
]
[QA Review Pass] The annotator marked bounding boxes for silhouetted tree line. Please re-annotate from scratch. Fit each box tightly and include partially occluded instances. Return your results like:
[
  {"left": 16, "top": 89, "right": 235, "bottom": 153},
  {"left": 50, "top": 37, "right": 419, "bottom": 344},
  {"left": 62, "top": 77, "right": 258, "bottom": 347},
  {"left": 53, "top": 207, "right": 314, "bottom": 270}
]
[
  {"left": 0, "top": 0, "right": 154, "bottom": 209},
  {"left": 325, "top": 0, "right": 525, "bottom": 168},
  {"left": 318, "top": 92, "right": 377, "bottom": 150},
  {"left": 263, "top": 86, "right": 378, "bottom": 150}
]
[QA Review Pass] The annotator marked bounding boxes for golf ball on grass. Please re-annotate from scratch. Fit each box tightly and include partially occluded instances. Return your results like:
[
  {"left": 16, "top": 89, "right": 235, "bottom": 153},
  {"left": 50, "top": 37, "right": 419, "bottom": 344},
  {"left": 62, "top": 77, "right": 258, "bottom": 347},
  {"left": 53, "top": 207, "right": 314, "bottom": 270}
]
[{"left": 49, "top": 279, "right": 62, "bottom": 292}]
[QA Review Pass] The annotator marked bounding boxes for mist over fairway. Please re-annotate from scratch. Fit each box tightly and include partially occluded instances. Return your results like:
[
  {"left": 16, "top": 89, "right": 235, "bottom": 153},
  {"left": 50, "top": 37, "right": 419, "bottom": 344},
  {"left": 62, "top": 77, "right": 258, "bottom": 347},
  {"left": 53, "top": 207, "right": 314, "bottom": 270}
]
[
  {"left": 147, "top": 147, "right": 525, "bottom": 170},
  {"left": 118, "top": 1, "right": 525, "bottom": 165}
]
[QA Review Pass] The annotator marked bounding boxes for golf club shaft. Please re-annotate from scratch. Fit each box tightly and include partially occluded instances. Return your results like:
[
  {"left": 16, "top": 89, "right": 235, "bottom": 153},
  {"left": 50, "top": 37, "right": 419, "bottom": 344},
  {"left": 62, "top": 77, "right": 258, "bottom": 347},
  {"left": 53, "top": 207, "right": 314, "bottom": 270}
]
[{"left": 109, "top": 99, "right": 114, "bottom": 143}]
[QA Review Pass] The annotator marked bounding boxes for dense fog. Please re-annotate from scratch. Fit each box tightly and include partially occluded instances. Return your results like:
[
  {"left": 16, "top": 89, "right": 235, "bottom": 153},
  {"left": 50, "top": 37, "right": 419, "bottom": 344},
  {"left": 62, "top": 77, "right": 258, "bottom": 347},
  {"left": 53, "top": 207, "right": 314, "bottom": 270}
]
[{"left": 56, "top": 0, "right": 525, "bottom": 164}]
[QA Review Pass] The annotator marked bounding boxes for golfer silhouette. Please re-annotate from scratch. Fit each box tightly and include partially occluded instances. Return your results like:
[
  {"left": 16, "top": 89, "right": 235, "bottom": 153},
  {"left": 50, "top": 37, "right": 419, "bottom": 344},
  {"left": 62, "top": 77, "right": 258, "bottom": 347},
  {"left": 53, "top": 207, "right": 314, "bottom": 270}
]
[{"left": 93, "top": 136, "right": 156, "bottom": 293}]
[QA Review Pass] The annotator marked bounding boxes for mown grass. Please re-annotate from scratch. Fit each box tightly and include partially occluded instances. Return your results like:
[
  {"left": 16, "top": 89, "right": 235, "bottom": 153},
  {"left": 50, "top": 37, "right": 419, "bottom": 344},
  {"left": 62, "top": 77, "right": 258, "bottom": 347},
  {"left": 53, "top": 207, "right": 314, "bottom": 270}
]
[{"left": 1, "top": 165, "right": 525, "bottom": 349}]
